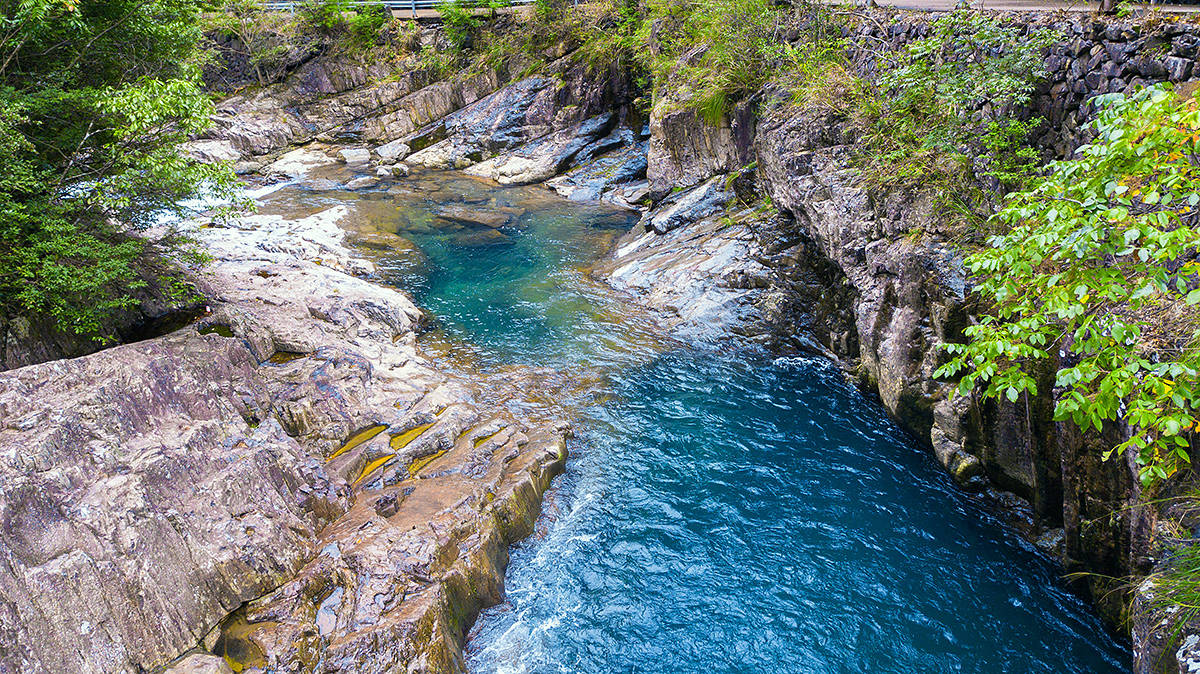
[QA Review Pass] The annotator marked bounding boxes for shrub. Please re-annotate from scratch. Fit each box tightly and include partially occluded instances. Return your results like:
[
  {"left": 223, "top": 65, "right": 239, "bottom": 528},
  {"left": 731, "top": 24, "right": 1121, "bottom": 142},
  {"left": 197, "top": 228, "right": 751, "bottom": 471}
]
[
  {"left": 348, "top": 3, "right": 390, "bottom": 47},
  {"left": 857, "top": 12, "right": 1058, "bottom": 198},
  {"left": 299, "top": 0, "right": 352, "bottom": 34},
  {"left": 206, "top": 0, "right": 310, "bottom": 86},
  {"left": 436, "top": 0, "right": 481, "bottom": 51},
  {"left": 935, "top": 85, "right": 1200, "bottom": 486}
]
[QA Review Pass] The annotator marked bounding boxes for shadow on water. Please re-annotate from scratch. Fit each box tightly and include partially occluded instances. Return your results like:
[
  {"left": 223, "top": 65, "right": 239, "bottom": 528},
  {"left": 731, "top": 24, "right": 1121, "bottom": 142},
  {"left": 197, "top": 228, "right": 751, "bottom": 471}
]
[{"left": 254, "top": 168, "right": 1129, "bottom": 673}]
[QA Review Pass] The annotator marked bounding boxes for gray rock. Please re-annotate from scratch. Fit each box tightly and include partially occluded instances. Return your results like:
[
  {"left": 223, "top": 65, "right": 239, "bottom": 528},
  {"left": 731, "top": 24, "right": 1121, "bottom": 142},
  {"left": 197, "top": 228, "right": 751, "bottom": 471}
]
[
  {"left": 338, "top": 148, "right": 371, "bottom": 164},
  {"left": 346, "top": 175, "right": 379, "bottom": 190},
  {"left": 648, "top": 175, "right": 733, "bottom": 234},
  {"left": 200, "top": 62, "right": 502, "bottom": 158},
  {"left": 1133, "top": 56, "right": 1168, "bottom": 80},
  {"left": 465, "top": 114, "right": 616, "bottom": 185},
  {"left": 373, "top": 139, "right": 411, "bottom": 161},
  {"left": 546, "top": 139, "right": 648, "bottom": 202},
  {"left": 164, "top": 654, "right": 234, "bottom": 674},
  {"left": 264, "top": 147, "right": 337, "bottom": 179},
  {"left": 0, "top": 172, "right": 567, "bottom": 673},
  {"left": 232, "top": 160, "right": 263, "bottom": 175},
  {"left": 1034, "top": 528, "right": 1066, "bottom": 557},
  {"left": 1165, "top": 55, "right": 1194, "bottom": 82},
  {"left": 184, "top": 139, "right": 243, "bottom": 163},
  {"left": 647, "top": 77, "right": 741, "bottom": 199}
]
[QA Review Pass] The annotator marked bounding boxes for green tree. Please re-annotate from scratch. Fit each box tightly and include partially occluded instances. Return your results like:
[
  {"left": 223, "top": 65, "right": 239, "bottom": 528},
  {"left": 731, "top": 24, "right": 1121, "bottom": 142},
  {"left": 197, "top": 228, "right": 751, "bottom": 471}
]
[
  {"left": 206, "top": 0, "right": 310, "bottom": 86},
  {"left": 0, "top": 0, "right": 232, "bottom": 359},
  {"left": 936, "top": 85, "right": 1200, "bottom": 486}
]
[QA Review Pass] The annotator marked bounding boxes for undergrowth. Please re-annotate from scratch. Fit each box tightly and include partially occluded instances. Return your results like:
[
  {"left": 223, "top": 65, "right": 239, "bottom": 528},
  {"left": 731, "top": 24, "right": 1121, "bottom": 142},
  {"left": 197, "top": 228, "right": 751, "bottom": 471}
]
[{"left": 206, "top": 0, "right": 416, "bottom": 89}]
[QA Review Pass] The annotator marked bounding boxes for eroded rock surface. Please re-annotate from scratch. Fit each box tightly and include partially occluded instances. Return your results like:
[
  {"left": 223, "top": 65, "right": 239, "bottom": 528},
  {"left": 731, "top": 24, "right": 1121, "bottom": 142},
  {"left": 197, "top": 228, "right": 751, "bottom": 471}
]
[{"left": 0, "top": 169, "right": 568, "bottom": 673}]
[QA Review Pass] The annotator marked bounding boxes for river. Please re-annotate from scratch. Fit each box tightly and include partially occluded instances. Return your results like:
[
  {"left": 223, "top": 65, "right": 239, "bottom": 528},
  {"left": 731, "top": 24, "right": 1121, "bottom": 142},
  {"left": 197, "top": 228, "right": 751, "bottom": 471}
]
[{"left": 257, "top": 169, "right": 1128, "bottom": 673}]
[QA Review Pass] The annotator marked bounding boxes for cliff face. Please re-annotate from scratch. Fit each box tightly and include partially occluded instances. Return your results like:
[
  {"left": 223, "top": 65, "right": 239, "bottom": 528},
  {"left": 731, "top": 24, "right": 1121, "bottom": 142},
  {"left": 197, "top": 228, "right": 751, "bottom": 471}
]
[{"left": 752, "top": 97, "right": 1144, "bottom": 622}]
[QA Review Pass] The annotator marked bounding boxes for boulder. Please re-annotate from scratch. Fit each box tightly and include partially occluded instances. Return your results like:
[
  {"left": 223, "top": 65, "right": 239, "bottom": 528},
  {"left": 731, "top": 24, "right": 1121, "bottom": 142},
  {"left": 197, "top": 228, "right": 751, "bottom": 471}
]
[
  {"left": 183, "top": 139, "right": 243, "bottom": 163},
  {"left": 338, "top": 148, "right": 371, "bottom": 164},
  {"left": 464, "top": 114, "right": 616, "bottom": 185},
  {"left": 264, "top": 148, "right": 337, "bottom": 179},
  {"left": 546, "top": 138, "right": 648, "bottom": 202},
  {"left": 373, "top": 139, "right": 411, "bottom": 161}
]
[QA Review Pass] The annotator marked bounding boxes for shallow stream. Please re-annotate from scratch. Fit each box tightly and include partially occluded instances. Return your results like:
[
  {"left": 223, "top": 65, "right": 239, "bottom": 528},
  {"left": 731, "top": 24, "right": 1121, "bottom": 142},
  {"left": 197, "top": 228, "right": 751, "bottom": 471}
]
[{"left": 259, "top": 169, "right": 1127, "bottom": 673}]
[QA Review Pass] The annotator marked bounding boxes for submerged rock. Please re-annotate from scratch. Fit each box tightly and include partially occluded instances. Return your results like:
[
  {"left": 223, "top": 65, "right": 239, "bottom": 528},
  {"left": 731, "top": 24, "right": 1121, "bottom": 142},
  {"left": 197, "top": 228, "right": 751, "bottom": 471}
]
[
  {"left": 454, "top": 228, "right": 512, "bottom": 247},
  {"left": 346, "top": 175, "right": 380, "bottom": 190},
  {"left": 434, "top": 203, "right": 512, "bottom": 230}
]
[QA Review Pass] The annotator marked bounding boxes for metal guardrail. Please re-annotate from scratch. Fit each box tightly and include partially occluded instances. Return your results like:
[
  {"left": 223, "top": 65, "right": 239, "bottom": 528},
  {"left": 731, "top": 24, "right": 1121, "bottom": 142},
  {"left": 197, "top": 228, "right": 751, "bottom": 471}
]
[{"left": 260, "top": 0, "right": 534, "bottom": 16}]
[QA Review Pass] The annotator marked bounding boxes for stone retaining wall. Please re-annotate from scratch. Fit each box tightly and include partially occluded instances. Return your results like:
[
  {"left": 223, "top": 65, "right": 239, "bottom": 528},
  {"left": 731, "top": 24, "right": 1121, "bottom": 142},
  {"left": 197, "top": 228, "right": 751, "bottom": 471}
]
[{"left": 847, "top": 10, "right": 1200, "bottom": 155}]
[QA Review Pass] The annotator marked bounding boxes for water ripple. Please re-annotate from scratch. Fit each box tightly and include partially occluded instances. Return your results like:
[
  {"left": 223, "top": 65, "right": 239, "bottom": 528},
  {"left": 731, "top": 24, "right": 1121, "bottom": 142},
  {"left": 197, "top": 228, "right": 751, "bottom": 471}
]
[{"left": 464, "top": 346, "right": 1126, "bottom": 673}]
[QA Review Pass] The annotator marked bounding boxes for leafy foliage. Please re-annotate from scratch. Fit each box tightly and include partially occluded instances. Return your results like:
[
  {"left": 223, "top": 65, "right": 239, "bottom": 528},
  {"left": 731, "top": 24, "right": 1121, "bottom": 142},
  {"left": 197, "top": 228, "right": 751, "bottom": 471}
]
[
  {"left": 855, "top": 12, "right": 1059, "bottom": 210},
  {"left": 205, "top": 0, "right": 312, "bottom": 86},
  {"left": 935, "top": 85, "right": 1200, "bottom": 486},
  {"left": 298, "top": 0, "right": 352, "bottom": 34},
  {"left": 347, "top": 3, "right": 390, "bottom": 47},
  {"left": 654, "top": 0, "right": 788, "bottom": 122},
  {"left": 436, "top": 0, "right": 481, "bottom": 51},
  {"left": 0, "top": 0, "right": 233, "bottom": 354}
]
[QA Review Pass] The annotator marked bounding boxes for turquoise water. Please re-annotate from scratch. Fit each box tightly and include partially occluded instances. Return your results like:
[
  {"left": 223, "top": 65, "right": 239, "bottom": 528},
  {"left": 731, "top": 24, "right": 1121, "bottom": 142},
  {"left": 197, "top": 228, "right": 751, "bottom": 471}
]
[{"left": 264, "top": 172, "right": 1128, "bottom": 672}]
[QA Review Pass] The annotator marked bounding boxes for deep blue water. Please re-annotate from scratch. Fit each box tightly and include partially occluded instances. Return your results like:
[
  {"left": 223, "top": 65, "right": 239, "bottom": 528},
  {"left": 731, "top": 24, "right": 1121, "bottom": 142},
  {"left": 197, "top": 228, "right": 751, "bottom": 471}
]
[{"left": 263, "top": 172, "right": 1128, "bottom": 673}]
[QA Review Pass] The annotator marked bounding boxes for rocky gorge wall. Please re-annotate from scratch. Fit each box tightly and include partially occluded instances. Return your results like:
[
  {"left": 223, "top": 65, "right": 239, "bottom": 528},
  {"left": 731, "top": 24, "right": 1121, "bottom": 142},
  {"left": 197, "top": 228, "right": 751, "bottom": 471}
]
[
  {"left": 737, "top": 11, "right": 1200, "bottom": 673},
  {"left": 539, "top": 9, "right": 1200, "bottom": 671}
]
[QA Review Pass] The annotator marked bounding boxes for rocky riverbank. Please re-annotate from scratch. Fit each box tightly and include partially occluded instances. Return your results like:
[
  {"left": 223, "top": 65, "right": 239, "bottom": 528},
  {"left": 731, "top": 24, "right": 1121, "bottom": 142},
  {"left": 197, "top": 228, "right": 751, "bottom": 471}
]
[{"left": 0, "top": 153, "right": 571, "bottom": 673}]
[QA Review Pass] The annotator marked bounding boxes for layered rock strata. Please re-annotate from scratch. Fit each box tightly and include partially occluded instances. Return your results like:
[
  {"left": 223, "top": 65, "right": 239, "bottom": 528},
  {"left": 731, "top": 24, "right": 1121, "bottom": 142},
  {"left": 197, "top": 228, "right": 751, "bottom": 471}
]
[{"left": 0, "top": 165, "right": 567, "bottom": 673}]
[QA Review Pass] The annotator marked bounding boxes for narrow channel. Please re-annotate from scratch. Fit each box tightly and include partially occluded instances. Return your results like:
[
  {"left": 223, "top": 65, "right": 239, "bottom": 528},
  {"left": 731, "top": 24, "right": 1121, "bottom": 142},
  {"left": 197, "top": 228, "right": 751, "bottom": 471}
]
[{"left": 258, "top": 169, "right": 1128, "bottom": 673}]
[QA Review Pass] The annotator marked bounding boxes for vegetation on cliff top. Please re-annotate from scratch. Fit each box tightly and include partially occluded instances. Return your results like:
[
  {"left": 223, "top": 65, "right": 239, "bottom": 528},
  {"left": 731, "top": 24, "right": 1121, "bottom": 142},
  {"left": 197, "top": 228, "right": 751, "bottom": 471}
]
[{"left": 0, "top": 0, "right": 232, "bottom": 358}]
